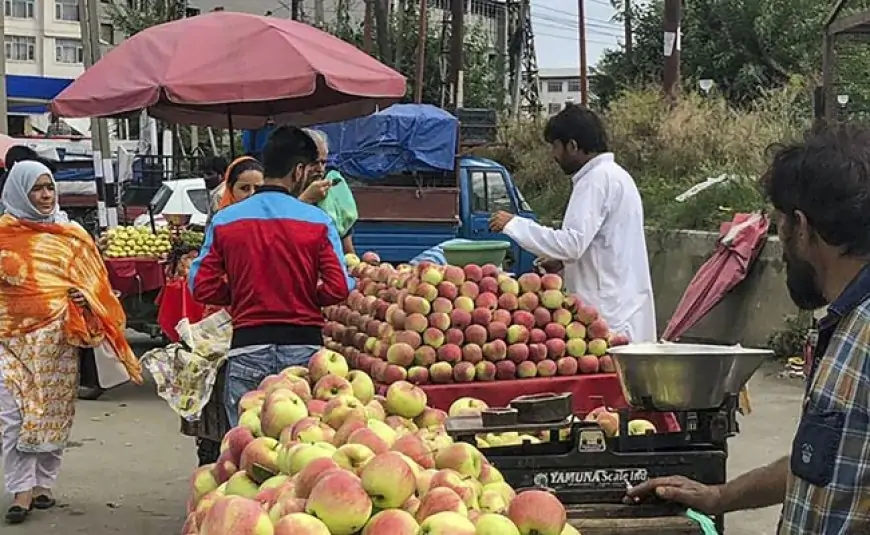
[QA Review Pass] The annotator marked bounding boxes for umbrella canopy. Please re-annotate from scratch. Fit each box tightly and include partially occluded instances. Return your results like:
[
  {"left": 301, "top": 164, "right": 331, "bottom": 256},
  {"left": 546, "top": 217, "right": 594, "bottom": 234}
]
[
  {"left": 661, "top": 212, "right": 770, "bottom": 342},
  {"left": 50, "top": 12, "right": 407, "bottom": 129}
]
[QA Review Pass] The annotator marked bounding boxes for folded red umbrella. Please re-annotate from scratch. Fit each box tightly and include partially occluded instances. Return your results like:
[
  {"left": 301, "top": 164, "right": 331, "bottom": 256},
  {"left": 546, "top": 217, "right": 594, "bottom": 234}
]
[
  {"left": 50, "top": 12, "right": 407, "bottom": 129},
  {"left": 662, "top": 213, "right": 770, "bottom": 341}
]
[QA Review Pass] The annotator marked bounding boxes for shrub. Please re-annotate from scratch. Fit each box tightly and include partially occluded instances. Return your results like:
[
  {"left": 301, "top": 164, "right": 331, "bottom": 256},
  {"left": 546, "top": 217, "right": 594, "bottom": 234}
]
[{"left": 480, "top": 79, "right": 813, "bottom": 230}]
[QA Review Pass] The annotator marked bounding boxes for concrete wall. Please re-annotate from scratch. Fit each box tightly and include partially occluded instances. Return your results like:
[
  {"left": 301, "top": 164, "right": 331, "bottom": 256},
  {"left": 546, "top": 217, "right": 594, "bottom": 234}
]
[{"left": 646, "top": 228, "right": 798, "bottom": 348}]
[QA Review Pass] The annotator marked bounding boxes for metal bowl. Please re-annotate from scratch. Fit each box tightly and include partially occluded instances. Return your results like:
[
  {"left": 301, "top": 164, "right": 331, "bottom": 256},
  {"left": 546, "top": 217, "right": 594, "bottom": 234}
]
[{"left": 607, "top": 343, "right": 772, "bottom": 410}]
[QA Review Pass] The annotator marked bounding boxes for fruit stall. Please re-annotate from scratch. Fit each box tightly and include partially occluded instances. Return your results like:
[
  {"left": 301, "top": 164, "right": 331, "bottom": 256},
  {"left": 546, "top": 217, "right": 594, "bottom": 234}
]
[
  {"left": 98, "top": 224, "right": 205, "bottom": 340},
  {"left": 182, "top": 339, "right": 759, "bottom": 535},
  {"left": 322, "top": 255, "right": 639, "bottom": 413},
  {"left": 175, "top": 250, "right": 766, "bottom": 534}
]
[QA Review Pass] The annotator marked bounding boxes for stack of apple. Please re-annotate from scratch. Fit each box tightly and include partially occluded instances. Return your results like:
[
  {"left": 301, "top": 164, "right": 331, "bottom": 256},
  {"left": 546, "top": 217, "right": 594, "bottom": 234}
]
[
  {"left": 324, "top": 254, "right": 629, "bottom": 385},
  {"left": 184, "top": 348, "right": 580, "bottom": 535}
]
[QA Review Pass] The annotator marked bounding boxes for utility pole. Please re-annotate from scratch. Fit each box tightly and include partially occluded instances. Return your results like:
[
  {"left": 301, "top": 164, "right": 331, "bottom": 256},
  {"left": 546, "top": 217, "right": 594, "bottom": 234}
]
[
  {"left": 0, "top": 2, "right": 8, "bottom": 135},
  {"left": 291, "top": 0, "right": 300, "bottom": 20},
  {"left": 663, "top": 0, "right": 681, "bottom": 100},
  {"left": 624, "top": 0, "right": 633, "bottom": 58},
  {"left": 577, "top": 0, "right": 588, "bottom": 106},
  {"left": 78, "top": 0, "right": 115, "bottom": 229},
  {"left": 449, "top": 0, "right": 464, "bottom": 108},
  {"left": 414, "top": 0, "right": 428, "bottom": 103}
]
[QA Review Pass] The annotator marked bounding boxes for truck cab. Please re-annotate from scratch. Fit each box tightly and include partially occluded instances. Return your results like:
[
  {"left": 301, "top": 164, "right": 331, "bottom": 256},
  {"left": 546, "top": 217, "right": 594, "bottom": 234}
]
[
  {"left": 244, "top": 104, "right": 540, "bottom": 274},
  {"left": 458, "top": 157, "right": 538, "bottom": 273}
]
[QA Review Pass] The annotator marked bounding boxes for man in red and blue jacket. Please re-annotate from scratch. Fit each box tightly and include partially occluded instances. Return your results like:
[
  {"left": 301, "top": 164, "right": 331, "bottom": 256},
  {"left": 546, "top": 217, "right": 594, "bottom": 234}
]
[{"left": 189, "top": 126, "right": 354, "bottom": 427}]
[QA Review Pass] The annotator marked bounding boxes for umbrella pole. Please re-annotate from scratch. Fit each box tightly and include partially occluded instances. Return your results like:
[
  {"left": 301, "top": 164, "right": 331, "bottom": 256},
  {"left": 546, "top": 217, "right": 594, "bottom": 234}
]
[{"left": 227, "top": 109, "right": 236, "bottom": 159}]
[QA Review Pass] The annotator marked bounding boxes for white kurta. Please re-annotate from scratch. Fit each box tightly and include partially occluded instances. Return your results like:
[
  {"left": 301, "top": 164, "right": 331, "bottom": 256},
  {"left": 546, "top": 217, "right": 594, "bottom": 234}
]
[{"left": 504, "top": 153, "right": 657, "bottom": 342}]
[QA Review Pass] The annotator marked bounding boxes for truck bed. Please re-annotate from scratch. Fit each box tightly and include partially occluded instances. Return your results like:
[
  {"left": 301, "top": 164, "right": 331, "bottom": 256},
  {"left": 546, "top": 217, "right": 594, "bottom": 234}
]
[{"left": 351, "top": 221, "right": 458, "bottom": 264}]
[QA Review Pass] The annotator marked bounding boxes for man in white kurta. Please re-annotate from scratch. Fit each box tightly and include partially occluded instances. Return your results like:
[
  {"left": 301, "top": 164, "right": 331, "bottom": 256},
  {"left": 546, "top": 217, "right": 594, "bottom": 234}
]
[{"left": 490, "top": 105, "right": 656, "bottom": 342}]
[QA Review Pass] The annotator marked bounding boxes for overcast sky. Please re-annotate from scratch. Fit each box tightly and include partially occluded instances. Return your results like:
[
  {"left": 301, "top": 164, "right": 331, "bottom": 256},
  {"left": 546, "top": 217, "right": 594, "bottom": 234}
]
[{"left": 531, "top": 0, "right": 621, "bottom": 69}]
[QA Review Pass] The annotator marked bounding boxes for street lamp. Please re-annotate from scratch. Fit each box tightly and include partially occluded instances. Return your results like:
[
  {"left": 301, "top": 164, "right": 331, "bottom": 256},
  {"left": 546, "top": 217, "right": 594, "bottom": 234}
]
[
  {"left": 837, "top": 94, "right": 850, "bottom": 107},
  {"left": 699, "top": 79, "right": 714, "bottom": 94}
]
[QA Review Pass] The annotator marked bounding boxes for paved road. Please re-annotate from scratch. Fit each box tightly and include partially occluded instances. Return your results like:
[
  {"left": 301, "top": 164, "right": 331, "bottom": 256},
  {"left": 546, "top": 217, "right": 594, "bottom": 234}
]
[{"left": 2, "top": 341, "right": 801, "bottom": 534}]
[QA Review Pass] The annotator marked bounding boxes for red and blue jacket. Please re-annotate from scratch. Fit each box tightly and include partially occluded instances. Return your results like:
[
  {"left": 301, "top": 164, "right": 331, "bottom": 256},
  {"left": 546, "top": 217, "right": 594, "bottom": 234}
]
[{"left": 189, "top": 185, "right": 354, "bottom": 349}]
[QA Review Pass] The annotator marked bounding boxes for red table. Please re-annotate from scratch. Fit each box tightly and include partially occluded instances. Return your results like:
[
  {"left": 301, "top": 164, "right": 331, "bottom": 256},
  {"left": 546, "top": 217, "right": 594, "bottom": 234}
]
[
  {"left": 104, "top": 258, "right": 165, "bottom": 298},
  {"left": 156, "top": 278, "right": 206, "bottom": 342},
  {"left": 378, "top": 374, "right": 680, "bottom": 432}
]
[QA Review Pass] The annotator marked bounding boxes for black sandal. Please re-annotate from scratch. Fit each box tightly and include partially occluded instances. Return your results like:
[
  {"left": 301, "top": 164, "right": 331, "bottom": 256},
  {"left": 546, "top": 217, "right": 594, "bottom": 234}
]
[
  {"left": 4, "top": 505, "right": 30, "bottom": 524},
  {"left": 32, "top": 495, "right": 57, "bottom": 510}
]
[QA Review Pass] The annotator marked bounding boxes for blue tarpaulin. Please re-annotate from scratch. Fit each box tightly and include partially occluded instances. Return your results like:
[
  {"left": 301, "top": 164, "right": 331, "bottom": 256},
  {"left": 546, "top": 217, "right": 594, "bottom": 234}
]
[
  {"left": 242, "top": 104, "right": 459, "bottom": 180},
  {"left": 6, "top": 75, "right": 73, "bottom": 102},
  {"left": 316, "top": 104, "right": 458, "bottom": 180}
]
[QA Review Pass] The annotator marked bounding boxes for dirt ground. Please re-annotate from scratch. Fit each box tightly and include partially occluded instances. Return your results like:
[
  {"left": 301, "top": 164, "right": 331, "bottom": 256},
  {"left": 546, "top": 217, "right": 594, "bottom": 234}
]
[{"left": 2, "top": 335, "right": 802, "bottom": 534}]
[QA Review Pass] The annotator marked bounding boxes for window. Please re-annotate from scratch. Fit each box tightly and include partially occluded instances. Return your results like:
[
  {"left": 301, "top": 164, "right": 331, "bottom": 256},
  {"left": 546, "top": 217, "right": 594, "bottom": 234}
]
[
  {"left": 5, "top": 35, "right": 36, "bottom": 62},
  {"left": 547, "top": 81, "right": 563, "bottom": 93},
  {"left": 55, "top": 0, "right": 79, "bottom": 21},
  {"left": 5, "top": 0, "right": 35, "bottom": 18},
  {"left": 548, "top": 103, "right": 562, "bottom": 115},
  {"left": 567, "top": 79, "right": 582, "bottom": 92},
  {"left": 471, "top": 170, "right": 513, "bottom": 214},
  {"left": 55, "top": 38, "right": 83, "bottom": 64},
  {"left": 100, "top": 23, "right": 115, "bottom": 45}
]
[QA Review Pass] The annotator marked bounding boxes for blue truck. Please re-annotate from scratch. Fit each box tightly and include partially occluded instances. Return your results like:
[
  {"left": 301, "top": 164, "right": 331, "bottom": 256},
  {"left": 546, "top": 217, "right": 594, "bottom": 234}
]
[{"left": 244, "top": 104, "right": 539, "bottom": 274}]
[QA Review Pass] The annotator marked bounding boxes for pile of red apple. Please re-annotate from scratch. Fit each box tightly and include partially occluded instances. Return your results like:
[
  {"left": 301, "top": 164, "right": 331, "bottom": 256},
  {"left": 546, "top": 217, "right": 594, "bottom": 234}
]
[
  {"left": 323, "top": 254, "right": 629, "bottom": 385},
  {"left": 183, "top": 349, "right": 579, "bottom": 535}
]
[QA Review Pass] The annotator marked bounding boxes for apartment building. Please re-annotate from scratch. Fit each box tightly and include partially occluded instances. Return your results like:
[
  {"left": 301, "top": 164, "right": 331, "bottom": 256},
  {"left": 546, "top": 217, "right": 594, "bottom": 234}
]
[{"left": 539, "top": 67, "right": 583, "bottom": 115}]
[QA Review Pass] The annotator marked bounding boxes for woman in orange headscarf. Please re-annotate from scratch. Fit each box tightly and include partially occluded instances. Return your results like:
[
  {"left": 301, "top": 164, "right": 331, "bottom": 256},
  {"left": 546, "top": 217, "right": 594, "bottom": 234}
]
[
  {"left": 189, "top": 156, "right": 263, "bottom": 466},
  {"left": 0, "top": 161, "right": 141, "bottom": 524},
  {"left": 208, "top": 155, "right": 265, "bottom": 216}
]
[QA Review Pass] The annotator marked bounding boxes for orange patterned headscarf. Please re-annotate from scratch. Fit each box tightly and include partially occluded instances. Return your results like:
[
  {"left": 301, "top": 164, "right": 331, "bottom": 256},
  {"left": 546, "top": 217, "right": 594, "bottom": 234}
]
[
  {"left": 217, "top": 156, "right": 262, "bottom": 210},
  {"left": 0, "top": 214, "right": 142, "bottom": 383}
]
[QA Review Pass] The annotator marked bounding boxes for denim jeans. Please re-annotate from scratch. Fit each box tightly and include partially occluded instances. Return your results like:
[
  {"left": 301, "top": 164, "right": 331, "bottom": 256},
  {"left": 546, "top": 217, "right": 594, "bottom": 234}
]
[{"left": 224, "top": 344, "right": 319, "bottom": 428}]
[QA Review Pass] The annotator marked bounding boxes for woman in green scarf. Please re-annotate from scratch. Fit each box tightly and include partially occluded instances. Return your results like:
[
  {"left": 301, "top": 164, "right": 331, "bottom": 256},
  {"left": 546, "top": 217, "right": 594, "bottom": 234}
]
[{"left": 299, "top": 129, "right": 358, "bottom": 255}]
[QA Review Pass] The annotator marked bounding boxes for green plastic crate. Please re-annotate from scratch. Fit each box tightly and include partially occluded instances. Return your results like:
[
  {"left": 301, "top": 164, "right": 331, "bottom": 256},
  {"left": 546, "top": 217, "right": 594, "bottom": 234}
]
[{"left": 442, "top": 240, "right": 511, "bottom": 267}]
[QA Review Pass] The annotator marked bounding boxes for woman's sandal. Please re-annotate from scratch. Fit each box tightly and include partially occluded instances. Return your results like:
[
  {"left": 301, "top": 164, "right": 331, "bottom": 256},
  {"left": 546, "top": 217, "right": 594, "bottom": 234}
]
[
  {"left": 32, "top": 495, "right": 57, "bottom": 510},
  {"left": 4, "top": 505, "right": 30, "bottom": 525}
]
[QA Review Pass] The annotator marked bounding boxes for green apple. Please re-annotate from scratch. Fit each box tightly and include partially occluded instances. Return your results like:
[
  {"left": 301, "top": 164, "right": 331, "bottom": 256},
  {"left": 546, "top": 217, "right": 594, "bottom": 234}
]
[
  {"left": 476, "top": 513, "right": 521, "bottom": 535},
  {"left": 360, "top": 451, "right": 417, "bottom": 508},
  {"left": 260, "top": 389, "right": 309, "bottom": 439},
  {"left": 274, "top": 512, "right": 331, "bottom": 534},
  {"left": 418, "top": 511, "right": 476, "bottom": 534},
  {"left": 288, "top": 442, "right": 337, "bottom": 475},
  {"left": 333, "top": 443, "right": 376, "bottom": 475},
  {"left": 367, "top": 419, "right": 398, "bottom": 446},
  {"left": 224, "top": 471, "right": 259, "bottom": 499},
  {"left": 385, "top": 381, "right": 427, "bottom": 419},
  {"left": 348, "top": 370, "right": 376, "bottom": 404}
]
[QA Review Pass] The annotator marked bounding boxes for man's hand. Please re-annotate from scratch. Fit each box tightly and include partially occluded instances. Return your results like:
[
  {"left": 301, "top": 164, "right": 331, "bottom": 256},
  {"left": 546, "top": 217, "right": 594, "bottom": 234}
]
[
  {"left": 68, "top": 288, "right": 89, "bottom": 310},
  {"left": 625, "top": 476, "right": 723, "bottom": 515},
  {"left": 535, "top": 257, "right": 564, "bottom": 274},
  {"left": 299, "top": 179, "right": 332, "bottom": 204},
  {"left": 489, "top": 211, "right": 515, "bottom": 232}
]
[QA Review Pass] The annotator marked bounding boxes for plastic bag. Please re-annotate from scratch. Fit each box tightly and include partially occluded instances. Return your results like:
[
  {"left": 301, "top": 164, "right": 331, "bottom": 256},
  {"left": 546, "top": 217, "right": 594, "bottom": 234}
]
[{"left": 318, "top": 170, "right": 358, "bottom": 238}]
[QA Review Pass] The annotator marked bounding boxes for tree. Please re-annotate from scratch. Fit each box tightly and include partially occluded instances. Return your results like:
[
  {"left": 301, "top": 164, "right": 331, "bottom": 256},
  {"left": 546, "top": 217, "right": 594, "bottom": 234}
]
[
  {"left": 105, "top": 0, "right": 186, "bottom": 36},
  {"left": 590, "top": 0, "right": 829, "bottom": 106},
  {"left": 328, "top": 1, "right": 506, "bottom": 110}
]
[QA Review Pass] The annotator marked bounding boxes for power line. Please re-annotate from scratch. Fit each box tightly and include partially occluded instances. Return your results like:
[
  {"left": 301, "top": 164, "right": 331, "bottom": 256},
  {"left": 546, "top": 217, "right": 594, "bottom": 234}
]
[
  {"left": 535, "top": 30, "right": 617, "bottom": 47},
  {"left": 532, "top": 15, "right": 622, "bottom": 36},
  {"left": 532, "top": 19, "right": 621, "bottom": 40},
  {"left": 533, "top": 6, "right": 619, "bottom": 27}
]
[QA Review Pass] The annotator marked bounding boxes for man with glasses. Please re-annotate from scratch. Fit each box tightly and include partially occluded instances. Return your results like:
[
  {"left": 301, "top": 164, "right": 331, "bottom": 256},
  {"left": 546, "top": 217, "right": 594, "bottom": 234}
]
[{"left": 189, "top": 125, "right": 354, "bottom": 427}]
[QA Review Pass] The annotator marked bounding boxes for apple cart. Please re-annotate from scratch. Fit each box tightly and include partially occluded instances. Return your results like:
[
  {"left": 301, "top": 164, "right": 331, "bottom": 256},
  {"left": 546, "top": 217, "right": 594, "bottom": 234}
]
[{"left": 442, "top": 343, "right": 769, "bottom": 535}]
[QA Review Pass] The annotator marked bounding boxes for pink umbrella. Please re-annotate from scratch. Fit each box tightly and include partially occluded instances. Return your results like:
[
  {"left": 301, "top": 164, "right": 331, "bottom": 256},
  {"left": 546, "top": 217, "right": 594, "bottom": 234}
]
[
  {"left": 50, "top": 12, "right": 407, "bottom": 129},
  {"left": 662, "top": 212, "right": 771, "bottom": 341}
]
